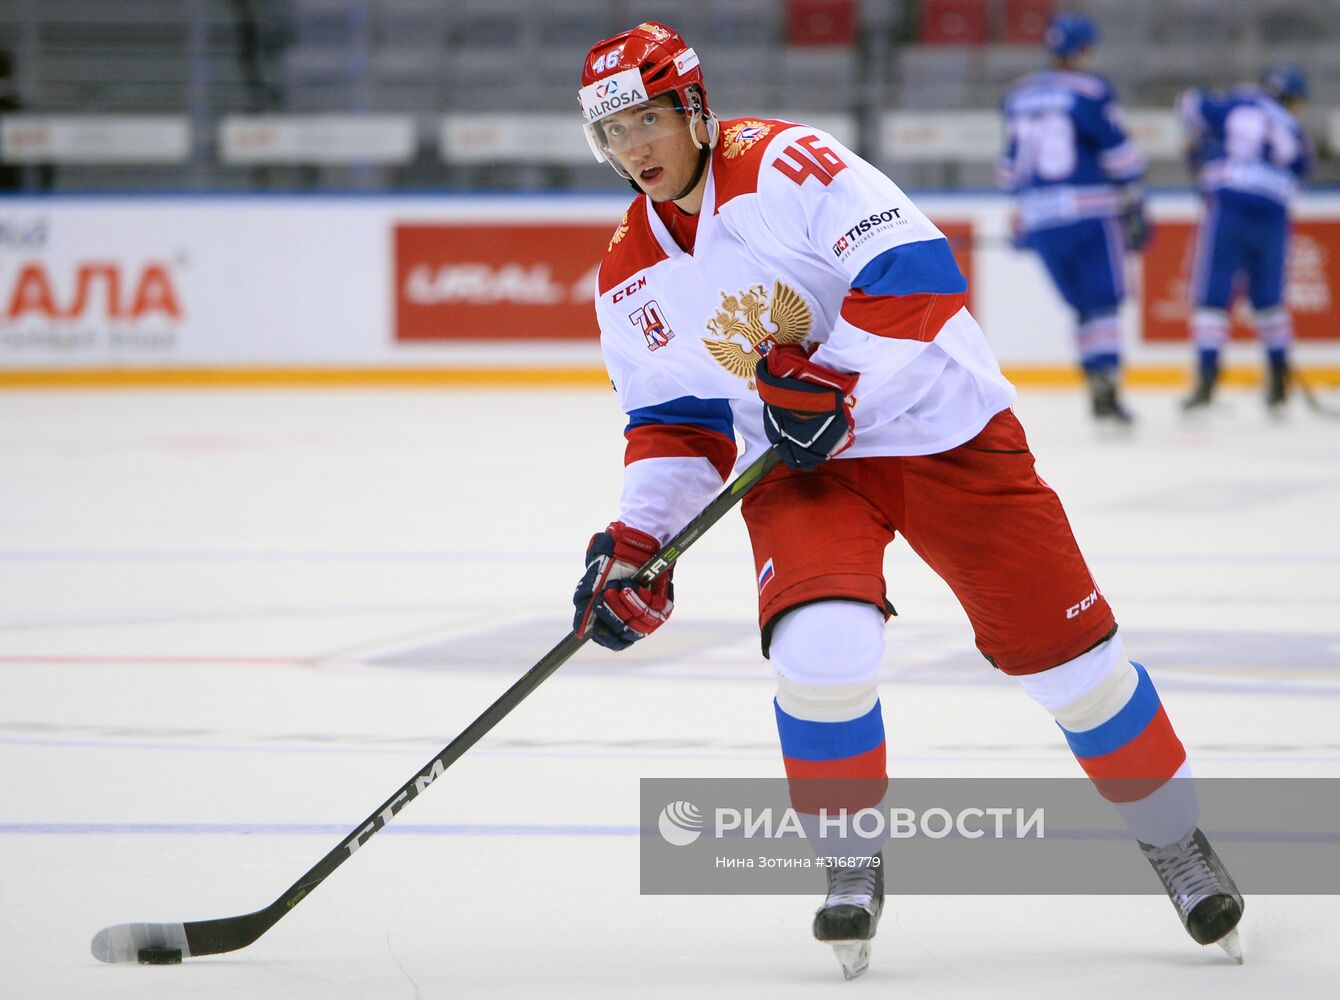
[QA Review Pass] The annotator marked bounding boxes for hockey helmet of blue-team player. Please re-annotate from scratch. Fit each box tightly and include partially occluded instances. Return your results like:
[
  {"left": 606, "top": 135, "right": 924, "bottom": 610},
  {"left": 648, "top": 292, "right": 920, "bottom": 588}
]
[
  {"left": 1262, "top": 63, "right": 1308, "bottom": 103},
  {"left": 1044, "top": 13, "right": 1097, "bottom": 58}
]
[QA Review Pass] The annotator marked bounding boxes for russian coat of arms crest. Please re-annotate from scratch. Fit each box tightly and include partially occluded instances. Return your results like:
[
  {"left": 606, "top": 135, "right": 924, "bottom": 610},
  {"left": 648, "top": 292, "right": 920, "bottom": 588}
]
[
  {"left": 722, "top": 120, "right": 773, "bottom": 160},
  {"left": 703, "top": 281, "right": 813, "bottom": 389},
  {"left": 608, "top": 211, "right": 629, "bottom": 251}
]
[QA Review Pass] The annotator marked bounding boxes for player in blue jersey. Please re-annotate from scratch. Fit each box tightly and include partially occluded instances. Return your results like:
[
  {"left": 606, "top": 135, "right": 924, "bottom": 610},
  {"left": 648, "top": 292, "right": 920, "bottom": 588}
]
[
  {"left": 999, "top": 13, "right": 1148, "bottom": 425},
  {"left": 1177, "top": 64, "right": 1312, "bottom": 412}
]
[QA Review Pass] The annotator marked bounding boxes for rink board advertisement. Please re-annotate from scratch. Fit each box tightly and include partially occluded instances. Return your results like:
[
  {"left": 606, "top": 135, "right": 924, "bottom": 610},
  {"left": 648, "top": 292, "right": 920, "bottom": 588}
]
[
  {"left": 393, "top": 222, "right": 607, "bottom": 342},
  {"left": 3, "top": 193, "right": 1340, "bottom": 377},
  {"left": 639, "top": 778, "right": 1340, "bottom": 894},
  {"left": 1142, "top": 219, "right": 1340, "bottom": 343}
]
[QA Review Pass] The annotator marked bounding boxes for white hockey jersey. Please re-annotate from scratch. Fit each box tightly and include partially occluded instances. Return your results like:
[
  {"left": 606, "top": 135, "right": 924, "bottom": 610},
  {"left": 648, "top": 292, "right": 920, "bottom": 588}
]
[{"left": 595, "top": 118, "right": 1017, "bottom": 542}]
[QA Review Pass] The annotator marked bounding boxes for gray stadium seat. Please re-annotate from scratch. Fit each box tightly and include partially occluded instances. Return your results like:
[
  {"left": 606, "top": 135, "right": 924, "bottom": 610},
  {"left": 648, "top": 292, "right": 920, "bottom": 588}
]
[
  {"left": 626, "top": 2, "right": 711, "bottom": 41},
  {"left": 983, "top": 45, "right": 1042, "bottom": 98},
  {"left": 1151, "top": 0, "right": 1243, "bottom": 45},
  {"left": 777, "top": 48, "right": 858, "bottom": 111},
  {"left": 896, "top": 47, "right": 976, "bottom": 110}
]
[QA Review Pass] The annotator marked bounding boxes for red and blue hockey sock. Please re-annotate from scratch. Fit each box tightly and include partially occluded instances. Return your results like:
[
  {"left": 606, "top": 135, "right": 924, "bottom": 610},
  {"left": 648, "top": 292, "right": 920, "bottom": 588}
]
[
  {"left": 1058, "top": 661, "right": 1186, "bottom": 798},
  {"left": 775, "top": 698, "right": 888, "bottom": 828},
  {"left": 1020, "top": 638, "right": 1197, "bottom": 847},
  {"left": 768, "top": 601, "right": 889, "bottom": 854}
]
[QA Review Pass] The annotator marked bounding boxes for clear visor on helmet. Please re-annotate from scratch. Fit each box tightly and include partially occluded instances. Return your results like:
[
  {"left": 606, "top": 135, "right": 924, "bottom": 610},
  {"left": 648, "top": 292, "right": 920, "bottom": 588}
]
[
  {"left": 583, "top": 99, "right": 695, "bottom": 180},
  {"left": 579, "top": 66, "right": 699, "bottom": 181}
]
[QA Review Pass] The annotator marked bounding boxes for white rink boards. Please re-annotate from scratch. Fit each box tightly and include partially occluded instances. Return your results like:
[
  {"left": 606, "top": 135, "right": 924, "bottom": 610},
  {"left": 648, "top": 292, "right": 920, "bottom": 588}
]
[{"left": 0, "top": 386, "right": 1337, "bottom": 999}]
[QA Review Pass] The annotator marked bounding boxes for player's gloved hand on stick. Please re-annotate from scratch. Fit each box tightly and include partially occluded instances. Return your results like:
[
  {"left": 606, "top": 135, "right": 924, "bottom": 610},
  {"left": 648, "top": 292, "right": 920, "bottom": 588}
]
[
  {"left": 755, "top": 345, "right": 859, "bottom": 472},
  {"left": 1119, "top": 189, "right": 1152, "bottom": 252},
  {"left": 572, "top": 521, "right": 673, "bottom": 651}
]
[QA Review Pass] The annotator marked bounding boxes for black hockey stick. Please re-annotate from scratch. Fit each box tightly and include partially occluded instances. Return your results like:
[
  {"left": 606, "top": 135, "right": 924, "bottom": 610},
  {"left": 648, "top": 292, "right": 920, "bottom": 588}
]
[
  {"left": 1295, "top": 369, "right": 1340, "bottom": 421},
  {"left": 90, "top": 446, "right": 782, "bottom": 965}
]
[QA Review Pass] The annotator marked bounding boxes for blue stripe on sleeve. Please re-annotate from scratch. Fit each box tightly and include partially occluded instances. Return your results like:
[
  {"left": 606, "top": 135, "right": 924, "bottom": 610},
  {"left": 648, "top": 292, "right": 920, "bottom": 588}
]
[
  {"left": 625, "top": 396, "right": 734, "bottom": 439},
  {"left": 774, "top": 699, "right": 885, "bottom": 762},
  {"left": 1059, "top": 662, "right": 1161, "bottom": 759},
  {"left": 852, "top": 238, "right": 968, "bottom": 297}
]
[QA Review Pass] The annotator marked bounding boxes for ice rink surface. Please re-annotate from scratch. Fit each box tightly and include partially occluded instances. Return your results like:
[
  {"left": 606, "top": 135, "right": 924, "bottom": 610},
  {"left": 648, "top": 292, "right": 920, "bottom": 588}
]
[{"left": 1, "top": 385, "right": 1337, "bottom": 999}]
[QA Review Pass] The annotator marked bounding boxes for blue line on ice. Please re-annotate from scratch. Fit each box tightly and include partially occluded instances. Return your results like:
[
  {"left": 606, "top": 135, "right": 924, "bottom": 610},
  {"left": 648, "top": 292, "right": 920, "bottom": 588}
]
[
  {"left": 0, "top": 823, "right": 1334, "bottom": 844},
  {"left": 0, "top": 821, "right": 639, "bottom": 836}
]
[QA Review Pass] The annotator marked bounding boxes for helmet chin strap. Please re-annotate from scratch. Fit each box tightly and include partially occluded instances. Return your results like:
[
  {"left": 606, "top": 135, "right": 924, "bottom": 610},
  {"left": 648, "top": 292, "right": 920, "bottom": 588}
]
[
  {"left": 623, "top": 91, "right": 718, "bottom": 206},
  {"left": 669, "top": 144, "right": 711, "bottom": 202},
  {"left": 626, "top": 140, "right": 710, "bottom": 203},
  {"left": 676, "top": 94, "right": 717, "bottom": 203}
]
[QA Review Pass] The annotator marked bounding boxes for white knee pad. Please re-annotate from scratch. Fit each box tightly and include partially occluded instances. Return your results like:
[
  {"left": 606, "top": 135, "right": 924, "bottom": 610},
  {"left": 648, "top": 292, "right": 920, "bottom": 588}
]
[
  {"left": 1015, "top": 634, "right": 1136, "bottom": 729},
  {"left": 771, "top": 601, "right": 885, "bottom": 722}
]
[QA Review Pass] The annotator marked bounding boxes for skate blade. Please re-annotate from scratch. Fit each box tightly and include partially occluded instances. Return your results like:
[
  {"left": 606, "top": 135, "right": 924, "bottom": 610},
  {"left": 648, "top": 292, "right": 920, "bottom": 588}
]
[
  {"left": 1216, "top": 928, "right": 1243, "bottom": 964},
  {"left": 1093, "top": 418, "right": 1136, "bottom": 439},
  {"left": 1179, "top": 400, "right": 1223, "bottom": 420},
  {"left": 830, "top": 941, "right": 871, "bottom": 980}
]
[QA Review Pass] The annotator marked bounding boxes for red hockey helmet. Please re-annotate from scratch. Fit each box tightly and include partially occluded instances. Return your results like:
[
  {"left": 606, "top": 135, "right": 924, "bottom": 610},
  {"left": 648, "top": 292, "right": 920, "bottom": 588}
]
[{"left": 578, "top": 21, "right": 717, "bottom": 177}]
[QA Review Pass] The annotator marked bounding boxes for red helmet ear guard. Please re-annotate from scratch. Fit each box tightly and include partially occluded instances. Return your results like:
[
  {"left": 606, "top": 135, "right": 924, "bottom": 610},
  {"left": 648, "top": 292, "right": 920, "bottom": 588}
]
[{"left": 581, "top": 21, "right": 710, "bottom": 119}]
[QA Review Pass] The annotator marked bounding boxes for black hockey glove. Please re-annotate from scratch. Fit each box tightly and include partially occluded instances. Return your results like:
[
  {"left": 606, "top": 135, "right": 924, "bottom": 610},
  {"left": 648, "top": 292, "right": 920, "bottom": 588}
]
[
  {"left": 1119, "top": 189, "right": 1152, "bottom": 253},
  {"left": 755, "top": 345, "right": 859, "bottom": 472}
]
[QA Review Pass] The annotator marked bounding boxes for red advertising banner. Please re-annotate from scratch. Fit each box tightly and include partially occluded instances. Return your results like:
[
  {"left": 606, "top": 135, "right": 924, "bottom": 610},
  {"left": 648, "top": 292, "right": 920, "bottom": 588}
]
[
  {"left": 395, "top": 218, "right": 975, "bottom": 343},
  {"left": 394, "top": 223, "right": 612, "bottom": 341},
  {"left": 938, "top": 220, "right": 975, "bottom": 312},
  {"left": 1141, "top": 219, "right": 1339, "bottom": 342}
]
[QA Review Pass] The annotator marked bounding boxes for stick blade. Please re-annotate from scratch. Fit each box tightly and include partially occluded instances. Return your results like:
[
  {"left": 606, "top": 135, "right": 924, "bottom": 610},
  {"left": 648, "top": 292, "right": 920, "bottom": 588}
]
[{"left": 91, "top": 922, "right": 191, "bottom": 964}]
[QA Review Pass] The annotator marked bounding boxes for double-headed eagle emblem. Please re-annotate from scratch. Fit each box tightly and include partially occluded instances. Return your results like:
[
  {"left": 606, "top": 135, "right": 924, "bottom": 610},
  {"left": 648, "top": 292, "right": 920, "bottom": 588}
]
[
  {"left": 722, "top": 120, "right": 773, "bottom": 160},
  {"left": 608, "top": 211, "right": 629, "bottom": 250},
  {"left": 703, "top": 281, "right": 813, "bottom": 389}
]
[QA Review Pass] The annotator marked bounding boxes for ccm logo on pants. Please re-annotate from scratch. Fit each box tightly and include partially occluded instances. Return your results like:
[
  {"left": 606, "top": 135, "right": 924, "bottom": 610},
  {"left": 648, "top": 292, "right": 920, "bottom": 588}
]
[{"left": 1066, "top": 590, "right": 1100, "bottom": 619}]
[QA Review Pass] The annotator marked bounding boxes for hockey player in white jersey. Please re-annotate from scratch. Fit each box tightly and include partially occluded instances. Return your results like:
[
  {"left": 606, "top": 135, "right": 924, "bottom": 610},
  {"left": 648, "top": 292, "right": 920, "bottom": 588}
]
[{"left": 571, "top": 21, "right": 1243, "bottom": 979}]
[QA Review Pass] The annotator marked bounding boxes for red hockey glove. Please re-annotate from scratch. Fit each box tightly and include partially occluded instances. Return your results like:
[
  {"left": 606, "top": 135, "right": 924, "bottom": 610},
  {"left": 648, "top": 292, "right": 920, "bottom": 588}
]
[
  {"left": 755, "top": 345, "right": 859, "bottom": 472},
  {"left": 572, "top": 522, "right": 674, "bottom": 651}
]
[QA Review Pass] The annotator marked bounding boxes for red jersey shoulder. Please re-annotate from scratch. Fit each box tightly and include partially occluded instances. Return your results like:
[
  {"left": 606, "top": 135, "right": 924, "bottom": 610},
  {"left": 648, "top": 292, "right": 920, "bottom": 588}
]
[
  {"left": 598, "top": 198, "right": 669, "bottom": 297},
  {"left": 712, "top": 118, "right": 804, "bottom": 213}
]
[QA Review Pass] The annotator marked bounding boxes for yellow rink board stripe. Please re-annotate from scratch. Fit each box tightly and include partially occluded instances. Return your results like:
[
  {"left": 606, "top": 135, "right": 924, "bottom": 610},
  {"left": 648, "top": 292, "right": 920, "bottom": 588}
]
[{"left": 1, "top": 365, "right": 1339, "bottom": 390}]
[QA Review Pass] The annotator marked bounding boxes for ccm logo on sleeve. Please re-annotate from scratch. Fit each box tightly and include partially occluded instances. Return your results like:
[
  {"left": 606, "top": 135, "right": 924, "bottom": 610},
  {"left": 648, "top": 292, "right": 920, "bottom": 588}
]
[{"left": 612, "top": 275, "right": 647, "bottom": 303}]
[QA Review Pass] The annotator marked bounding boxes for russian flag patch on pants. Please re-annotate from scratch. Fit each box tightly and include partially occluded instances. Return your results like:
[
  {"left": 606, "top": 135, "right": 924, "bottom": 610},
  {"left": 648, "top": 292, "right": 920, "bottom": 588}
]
[{"left": 757, "top": 557, "right": 776, "bottom": 593}]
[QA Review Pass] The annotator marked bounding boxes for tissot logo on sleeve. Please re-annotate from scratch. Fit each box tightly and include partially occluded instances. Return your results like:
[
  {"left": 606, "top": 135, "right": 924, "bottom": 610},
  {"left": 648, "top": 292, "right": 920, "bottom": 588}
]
[{"left": 832, "top": 208, "right": 907, "bottom": 258}]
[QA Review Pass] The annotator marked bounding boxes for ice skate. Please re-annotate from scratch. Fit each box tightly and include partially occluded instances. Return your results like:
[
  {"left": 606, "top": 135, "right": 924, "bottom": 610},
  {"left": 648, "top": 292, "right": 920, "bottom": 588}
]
[
  {"left": 1265, "top": 358, "right": 1291, "bottom": 412},
  {"left": 1087, "top": 370, "right": 1135, "bottom": 426},
  {"left": 812, "top": 854, "right": 883, "bottom": 980},
  {"left": 1140, "top": 828, "right": 1244, "bottom": 963},
  {"left": 1181, "top": 372, "right": 1218, "bottom": 413}
]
